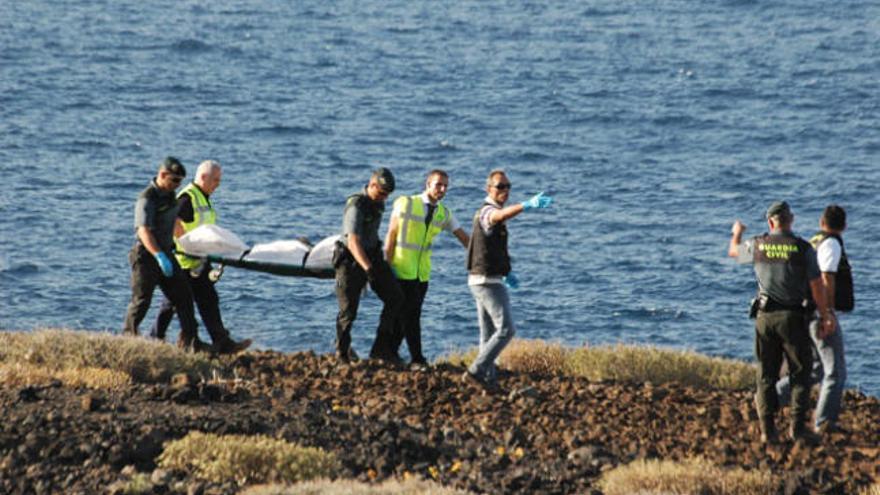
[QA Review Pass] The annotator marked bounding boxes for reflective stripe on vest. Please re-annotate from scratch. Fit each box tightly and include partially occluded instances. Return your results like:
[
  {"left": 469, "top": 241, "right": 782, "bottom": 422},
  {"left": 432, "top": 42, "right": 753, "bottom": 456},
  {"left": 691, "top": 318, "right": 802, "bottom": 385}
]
[
  {"left": 175, "top": 183, "right": 216, "bottom": 269},
  {"left": 390, "top": 195, "right": 448, "bottom": 282}
]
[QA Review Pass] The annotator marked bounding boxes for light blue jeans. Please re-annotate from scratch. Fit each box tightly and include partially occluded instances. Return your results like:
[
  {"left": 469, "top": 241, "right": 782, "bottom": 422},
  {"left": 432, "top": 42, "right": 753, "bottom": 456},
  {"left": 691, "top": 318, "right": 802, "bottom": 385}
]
[
  {"left": 468, "top": 283, "right": 516, "bottom": 384},
  {"left": 776, "top": 316, "right": 846, "bottom": 428}
]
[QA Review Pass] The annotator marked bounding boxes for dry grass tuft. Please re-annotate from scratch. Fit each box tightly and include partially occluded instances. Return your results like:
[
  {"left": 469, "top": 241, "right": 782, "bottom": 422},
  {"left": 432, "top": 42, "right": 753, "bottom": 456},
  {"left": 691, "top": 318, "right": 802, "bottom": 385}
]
[
  {"left": 497, "top": 339, "right": 568, "bottom": 375},
  {"left": 121, "top": 473, "right": 153, "bottom": 494},
  {"left": 0, "top": 363, "right": 132, "bottom": 389},
  {"left": 600, "top": 457, "right": 776, "bottom": 495},
  {"left": 438, "top": 339, "right": 754, "bottom": 390},
  {"left": 566, "top": 344, "right": 754, "bottom": 389},
  {"left": 859, "top": 484, "right": 880, "bottom": 495},
  {"left": 158, "top": 432, "right": 339, "bottom": 486},
  {"left": 438, "top": 347, "right": 477, "bottom": 369},
  {"left": 241, "top": 478, "right": 473, "bottom": 495},
  {"left": 0, "top": 329, "right": 215, "bottom": 383}
]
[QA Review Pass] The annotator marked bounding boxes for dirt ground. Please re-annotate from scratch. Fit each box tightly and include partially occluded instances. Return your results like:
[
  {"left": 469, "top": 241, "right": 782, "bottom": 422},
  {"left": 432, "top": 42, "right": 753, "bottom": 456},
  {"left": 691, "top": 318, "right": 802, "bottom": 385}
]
[{"left": 1, "top": 350, "right": 878, "bottom": 494}]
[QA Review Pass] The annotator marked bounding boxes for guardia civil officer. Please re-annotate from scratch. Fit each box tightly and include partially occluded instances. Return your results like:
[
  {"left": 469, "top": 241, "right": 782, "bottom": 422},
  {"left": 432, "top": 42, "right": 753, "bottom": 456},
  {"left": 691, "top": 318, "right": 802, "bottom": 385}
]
[
  {"left": 334, "top": 168, "right": 404, "bottom": 364},
  {"left": 150, "top": 160, "right": 252, "bottom": 354},
  {"left": 462, "top": 169, "right": 553, "bottom": 389},
  {"left": 728, "top": 201, "right": 835, "bottom": 444},
  {"left": 384, "top": 169, "right": 469, "bottom": 367},
  {"left": 122, "top": 157, "right": 209, "bottom": 352},
  {"left": 775, "top": 204, "right": 853, "bottom": 435}
]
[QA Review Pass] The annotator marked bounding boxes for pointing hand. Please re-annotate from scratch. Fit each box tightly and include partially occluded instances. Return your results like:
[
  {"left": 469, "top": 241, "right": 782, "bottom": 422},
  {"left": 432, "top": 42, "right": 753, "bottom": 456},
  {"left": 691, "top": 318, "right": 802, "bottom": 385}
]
[{"left": 521, "top": 192, "right": 553, "bottom": 211}]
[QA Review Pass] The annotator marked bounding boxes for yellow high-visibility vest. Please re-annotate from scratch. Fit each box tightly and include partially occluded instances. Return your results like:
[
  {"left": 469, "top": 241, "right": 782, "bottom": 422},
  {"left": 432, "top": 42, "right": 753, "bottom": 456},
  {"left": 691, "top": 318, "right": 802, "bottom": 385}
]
[
  {"left": 174, "top": 183, "right": 216, "bottom": 270},
  {"left": 390, "top": 195, "right": 449, "bottom": 282}
]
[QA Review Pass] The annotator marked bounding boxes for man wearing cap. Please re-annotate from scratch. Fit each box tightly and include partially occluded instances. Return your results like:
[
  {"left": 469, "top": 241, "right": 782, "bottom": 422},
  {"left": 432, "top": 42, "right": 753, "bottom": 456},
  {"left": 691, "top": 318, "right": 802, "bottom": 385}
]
[
  {"left": 728, "top": 201, "right": 835, "bottom": 444},
  {"left": 149, "top": 160, "right": 252, "bottom": 354},
  {"left": 385, "top": 169, "right": 470, "bottom": 367},
  {"left": 462, "top": 169, "right": 553, "bottom": 389},
  {"left": 122, "top": 157, "right": 209, "bottom": 352},
  {"left": 775, "top": 204, "right": 853, "bottom": 435},
  {"left": 334, "top": 168, "right": 404, "bottom": 364}
]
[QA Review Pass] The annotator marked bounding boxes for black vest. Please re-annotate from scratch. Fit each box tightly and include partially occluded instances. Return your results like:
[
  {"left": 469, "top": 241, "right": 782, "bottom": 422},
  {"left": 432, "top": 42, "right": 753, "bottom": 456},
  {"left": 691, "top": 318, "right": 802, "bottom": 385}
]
[
  {"left": 752, "top": 232, "right": 813, "bottom": 308},
  {"left": 810, "top": 231, "right": 854, "bottom": 312},
  {"left": 467, "top": 203, "right": 511, "bottom": 277}
]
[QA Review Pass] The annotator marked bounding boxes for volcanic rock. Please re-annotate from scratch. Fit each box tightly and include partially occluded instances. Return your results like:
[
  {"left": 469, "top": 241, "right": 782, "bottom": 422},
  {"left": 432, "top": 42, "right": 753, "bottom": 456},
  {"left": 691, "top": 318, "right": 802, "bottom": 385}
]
[{"left": 0, "top": 351, "right": 878, "bottom": 494}]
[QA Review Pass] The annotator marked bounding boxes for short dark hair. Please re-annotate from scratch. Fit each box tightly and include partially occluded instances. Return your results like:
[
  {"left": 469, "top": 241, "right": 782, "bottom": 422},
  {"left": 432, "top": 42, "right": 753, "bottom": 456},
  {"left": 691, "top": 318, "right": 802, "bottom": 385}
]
[
  {"left": 822, "top": 204, "right": 846, "bottom": 231},
  {"left": 371, "top": 167, "right": 395, "bottom": 193},
  {"left": 426, "top": 169, "right": 448, "bottom": 181},
  {"left": 159, "top": 156, "right": 186, "bottom": 178}
]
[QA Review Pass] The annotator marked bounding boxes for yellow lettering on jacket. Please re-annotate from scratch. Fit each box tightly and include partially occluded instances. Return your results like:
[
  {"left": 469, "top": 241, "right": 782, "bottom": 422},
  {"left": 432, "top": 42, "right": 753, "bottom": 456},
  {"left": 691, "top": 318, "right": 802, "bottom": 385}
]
[{"left": 758, "top": 243, "right": 799, "bottom": 259}]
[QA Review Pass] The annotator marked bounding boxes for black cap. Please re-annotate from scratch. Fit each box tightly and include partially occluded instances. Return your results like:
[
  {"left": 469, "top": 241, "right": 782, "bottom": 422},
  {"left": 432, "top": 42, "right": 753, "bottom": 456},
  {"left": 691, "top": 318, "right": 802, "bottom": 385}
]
[
  {"left": 160, "top": 156, "right": 186, "bottom": 178},
  {"left": 766, "top": 201, "right": 792, "bottom": 219},
  {"left": 372, "top": 167, "right": 395, "bottom": 193}
]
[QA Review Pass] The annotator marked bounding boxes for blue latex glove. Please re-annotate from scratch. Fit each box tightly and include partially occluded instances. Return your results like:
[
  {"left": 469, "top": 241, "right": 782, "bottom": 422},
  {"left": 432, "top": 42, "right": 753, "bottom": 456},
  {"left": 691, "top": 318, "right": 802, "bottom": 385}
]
[
  {"left": 504, "top": 272, "right": 520, "bottom": 290},
  {"left": 154, "top": 252, "right": 174, "bottom": 278},
  {"left": 521, "top": 191, "right": 553, "bottom": 211}
]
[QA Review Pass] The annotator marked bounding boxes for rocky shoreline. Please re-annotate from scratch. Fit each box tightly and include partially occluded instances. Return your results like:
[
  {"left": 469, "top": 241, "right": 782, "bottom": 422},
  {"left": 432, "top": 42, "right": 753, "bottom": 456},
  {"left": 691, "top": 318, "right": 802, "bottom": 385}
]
[{"left": 1, "top": 350, "right": 878, "bottom": 494}]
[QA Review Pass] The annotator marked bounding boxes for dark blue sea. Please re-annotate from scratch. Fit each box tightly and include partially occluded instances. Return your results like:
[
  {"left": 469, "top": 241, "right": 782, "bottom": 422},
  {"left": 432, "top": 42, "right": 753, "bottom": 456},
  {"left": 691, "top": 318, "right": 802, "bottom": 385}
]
[{"left": 1, "top": 0, "right": 878, "bottom": 396}]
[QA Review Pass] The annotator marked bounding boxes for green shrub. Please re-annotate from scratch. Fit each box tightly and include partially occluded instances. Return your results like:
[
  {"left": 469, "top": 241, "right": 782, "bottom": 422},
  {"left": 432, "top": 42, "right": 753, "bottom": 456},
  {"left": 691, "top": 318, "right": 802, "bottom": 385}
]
[
  {"left": 600, "top": 457, "right": 776, "bottom": 495},
  {"left": 0, "top": 329, "right": 215, "bottom": 383},
  {"left": 158, "top": 432, "right": 339, "bottom": 486}
]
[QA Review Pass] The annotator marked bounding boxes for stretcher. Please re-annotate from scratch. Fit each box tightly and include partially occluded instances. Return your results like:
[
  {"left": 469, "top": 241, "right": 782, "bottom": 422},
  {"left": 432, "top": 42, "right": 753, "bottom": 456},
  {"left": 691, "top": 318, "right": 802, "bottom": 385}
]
[{"left": 176, "top": 225, "right": 337, "bottom": 279}]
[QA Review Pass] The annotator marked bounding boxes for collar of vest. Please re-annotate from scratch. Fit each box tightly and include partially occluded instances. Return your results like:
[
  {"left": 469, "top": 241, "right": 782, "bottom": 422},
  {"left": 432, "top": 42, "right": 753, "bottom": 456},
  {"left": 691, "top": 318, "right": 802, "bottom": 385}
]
[
  {"left": 149, "top": 179, "right": 175, "bottom": 198},
  {"left": 179, "top": 182, "right": 210, "bottom": 200}
]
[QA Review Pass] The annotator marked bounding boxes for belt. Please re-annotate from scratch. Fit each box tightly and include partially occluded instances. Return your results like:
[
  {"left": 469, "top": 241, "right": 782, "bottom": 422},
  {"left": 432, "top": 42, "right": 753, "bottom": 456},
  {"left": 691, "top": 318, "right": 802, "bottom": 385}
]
[{"left": 761, "top": 299, "right": 805, "bottom": 312}]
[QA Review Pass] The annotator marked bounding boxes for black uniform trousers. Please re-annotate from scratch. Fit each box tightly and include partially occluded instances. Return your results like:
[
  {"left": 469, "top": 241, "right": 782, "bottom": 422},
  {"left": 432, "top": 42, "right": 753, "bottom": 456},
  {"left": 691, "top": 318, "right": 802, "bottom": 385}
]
[
  {"left": 391, "top": 279, "right": 429, "bottom": 363},
  {"left": 151, "top": 261, "right": 230, "bottom": 345},
  {"left": 754, "top": 308, "right": 814, "bottom": 426},
  {"left": 335, "top": 255, "right": 403, "bottom": 360},
  {"left": 122, "top": 244, "right": 198, "bottom": 345}
]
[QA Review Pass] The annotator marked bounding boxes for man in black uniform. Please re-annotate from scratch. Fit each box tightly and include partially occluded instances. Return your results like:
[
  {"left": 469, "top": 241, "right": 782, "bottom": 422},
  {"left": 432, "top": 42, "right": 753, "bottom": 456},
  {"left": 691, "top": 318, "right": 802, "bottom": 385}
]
[
  {"left": 149, "top": 159, "right": 252, "bottom": 354},
  {"left": 729, "top": 201, "right": 836, "bottom": 444},
  {"left": 334, "top": 168, "right": 404, "bottom": 364},
  {"left": 122, "top": 157, "right": 208, "bottom": 352}
]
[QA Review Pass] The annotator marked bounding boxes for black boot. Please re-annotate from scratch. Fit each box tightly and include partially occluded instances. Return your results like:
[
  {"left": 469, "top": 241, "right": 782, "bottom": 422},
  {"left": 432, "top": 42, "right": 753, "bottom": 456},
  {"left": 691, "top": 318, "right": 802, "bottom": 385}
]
[
  {"left": 759, "top": 416, "right": 778, "bottom": 445},
  {"left": 789, "top": 422, "right": 821, "bottom": 446}
]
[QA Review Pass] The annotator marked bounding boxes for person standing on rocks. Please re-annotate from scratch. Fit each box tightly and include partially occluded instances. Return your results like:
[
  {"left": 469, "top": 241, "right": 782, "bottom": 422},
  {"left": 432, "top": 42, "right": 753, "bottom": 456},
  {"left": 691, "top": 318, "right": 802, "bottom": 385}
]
[
  {"left": 728, "top": 201, "right": 835, "bottom": 444},
  {"left": 384, "top": 169, "right": 470, "bottom": 368},
  {"left": 122, "top": 157, "right": 209, "bottom": 352},
  {"left": 462, "top": 169, "right": 553, "bottom": 389},
  {"left": 149, "top": 160, "right": 252, "bottom": 354},
  {"left": 775, "top": 204, "right": 853, "bottom": 434},
  {"left": 334, "top": 168, "right": 404, "bottom": 364}
]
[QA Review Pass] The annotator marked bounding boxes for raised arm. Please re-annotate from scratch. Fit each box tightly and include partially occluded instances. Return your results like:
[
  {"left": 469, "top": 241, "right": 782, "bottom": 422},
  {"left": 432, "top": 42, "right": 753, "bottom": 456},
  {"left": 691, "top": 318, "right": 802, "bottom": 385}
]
[
  {"left": 488, "top": 191, "right": 553, "bottom": 224},
  {"left": 728, "top": 220, "right": 746, "bottom": 258}
]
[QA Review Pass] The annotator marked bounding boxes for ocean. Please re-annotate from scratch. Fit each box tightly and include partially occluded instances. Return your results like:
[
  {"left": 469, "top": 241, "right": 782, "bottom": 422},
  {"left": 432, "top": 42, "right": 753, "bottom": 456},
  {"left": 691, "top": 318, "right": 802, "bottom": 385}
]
[{"left": 1, "top": 0, "right": 878, "bottom": 396}]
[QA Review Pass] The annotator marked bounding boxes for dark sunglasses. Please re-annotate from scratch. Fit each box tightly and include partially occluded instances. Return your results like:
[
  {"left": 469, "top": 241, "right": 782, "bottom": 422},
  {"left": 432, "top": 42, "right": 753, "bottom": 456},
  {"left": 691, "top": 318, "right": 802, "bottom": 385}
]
[
  {"left": 167, "top": 174, "right": 184, "bottom": 184},
  {"left": 491, "top": 182, "right": 511, "bottom": 190}
]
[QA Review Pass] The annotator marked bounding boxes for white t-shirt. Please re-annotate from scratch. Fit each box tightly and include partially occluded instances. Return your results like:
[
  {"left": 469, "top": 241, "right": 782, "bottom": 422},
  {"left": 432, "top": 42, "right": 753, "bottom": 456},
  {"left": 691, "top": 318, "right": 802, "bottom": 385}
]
[{"left": 816, "top": 236, "right": 842, "bottom": 273}]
